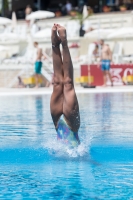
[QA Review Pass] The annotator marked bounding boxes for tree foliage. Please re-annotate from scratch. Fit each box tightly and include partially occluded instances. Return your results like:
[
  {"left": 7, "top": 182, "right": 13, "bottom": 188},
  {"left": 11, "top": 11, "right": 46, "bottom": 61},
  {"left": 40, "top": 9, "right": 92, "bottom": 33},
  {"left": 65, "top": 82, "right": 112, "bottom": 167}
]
[
  {"left": 4, "top": 0, "right": 9, "bottom": 10},
  {"left": 71, "top": 11, "right": 92, "bottom": 25}
]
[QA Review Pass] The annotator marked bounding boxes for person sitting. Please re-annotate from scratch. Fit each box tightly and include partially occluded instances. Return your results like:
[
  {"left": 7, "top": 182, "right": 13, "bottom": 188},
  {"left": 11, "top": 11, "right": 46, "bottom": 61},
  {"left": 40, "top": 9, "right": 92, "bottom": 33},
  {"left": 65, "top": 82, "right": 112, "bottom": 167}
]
[
  {"left": 65, "top": 1, "right": 72, "bottom": 15},
  {"left": 25, "top": 5, "right": 32, "bottom": 27}
]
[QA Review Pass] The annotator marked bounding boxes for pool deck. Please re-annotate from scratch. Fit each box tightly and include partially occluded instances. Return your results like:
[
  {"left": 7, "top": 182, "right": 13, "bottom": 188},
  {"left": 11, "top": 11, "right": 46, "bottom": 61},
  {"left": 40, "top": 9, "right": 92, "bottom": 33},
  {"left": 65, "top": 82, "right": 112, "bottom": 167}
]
[{"left": 0, "top": 86, "right": 133, "bottom": 96}]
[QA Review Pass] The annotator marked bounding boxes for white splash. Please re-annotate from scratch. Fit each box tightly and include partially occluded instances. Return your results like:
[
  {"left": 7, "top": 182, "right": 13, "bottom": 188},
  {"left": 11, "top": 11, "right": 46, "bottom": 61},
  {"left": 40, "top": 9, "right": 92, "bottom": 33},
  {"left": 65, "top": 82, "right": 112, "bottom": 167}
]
[{"left": 42, "top": 137, "right": 91, "bottom": 158}]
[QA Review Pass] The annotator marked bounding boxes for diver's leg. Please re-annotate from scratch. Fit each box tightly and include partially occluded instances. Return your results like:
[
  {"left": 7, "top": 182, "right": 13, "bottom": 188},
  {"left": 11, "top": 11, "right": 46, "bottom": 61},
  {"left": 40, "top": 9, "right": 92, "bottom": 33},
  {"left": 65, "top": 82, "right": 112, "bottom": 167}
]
[
  {"left": 57, "top": 24, "right": 80, "bottom": 133},
  {"left": 50, "top": 25, "right": 64, "bottom": 128}
]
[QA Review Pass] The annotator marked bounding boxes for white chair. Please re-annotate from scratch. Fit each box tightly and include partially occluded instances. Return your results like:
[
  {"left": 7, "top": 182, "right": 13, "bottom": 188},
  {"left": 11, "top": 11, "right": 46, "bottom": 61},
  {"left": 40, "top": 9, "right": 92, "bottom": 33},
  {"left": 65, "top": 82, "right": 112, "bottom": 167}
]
[
  {"left": 112, "top": 42, "right": 123, "bottom": 64},
  {"left": 122, "top": 55, "right": 133, "bottom": 63},
  {"left": 16, "top": 25, "right": 27, "bottom": 39},
  {"left": 3, "top": 45, "right": 35, "bottom": 65},
  {"left": 66, "top": 21, "right": 80, "bottom": 38},
  {"left": 33, "top": 28, "right": 51, "bottom": 39},
  {"left": 3, "top": 26, "right": 12, "bottom": 33},
  {"left": 79, "top": 43, "right": 96, "bottom": 64},
  {"left": 83, "top": 20, "right": 92, "bottom": 32}
]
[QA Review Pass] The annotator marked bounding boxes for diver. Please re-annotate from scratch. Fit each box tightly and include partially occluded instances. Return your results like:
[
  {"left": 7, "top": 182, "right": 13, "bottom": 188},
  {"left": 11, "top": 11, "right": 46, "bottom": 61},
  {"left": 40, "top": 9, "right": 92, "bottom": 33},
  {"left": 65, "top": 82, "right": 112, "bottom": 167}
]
[{"left": 50, "top": 24, "right": 80, "bottom": 147}]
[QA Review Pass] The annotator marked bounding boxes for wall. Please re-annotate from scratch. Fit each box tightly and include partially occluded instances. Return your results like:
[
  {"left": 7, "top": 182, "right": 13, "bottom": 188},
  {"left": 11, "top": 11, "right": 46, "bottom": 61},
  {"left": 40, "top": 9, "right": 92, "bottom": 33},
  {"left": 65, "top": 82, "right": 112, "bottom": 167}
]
[
  {"left": 88, "top": 0, "right": 99, "bottom": 7},
  {"left": 12, "top": 0, "right": 34, "bottom": 11}
]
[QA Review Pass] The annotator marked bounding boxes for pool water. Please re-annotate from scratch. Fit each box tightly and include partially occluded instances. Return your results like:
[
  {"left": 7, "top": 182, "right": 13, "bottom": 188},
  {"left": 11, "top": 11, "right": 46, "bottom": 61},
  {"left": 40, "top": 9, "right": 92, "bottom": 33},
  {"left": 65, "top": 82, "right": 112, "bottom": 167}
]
[{"left": 0, "top": 93, "right": 133, "bottom": 199}]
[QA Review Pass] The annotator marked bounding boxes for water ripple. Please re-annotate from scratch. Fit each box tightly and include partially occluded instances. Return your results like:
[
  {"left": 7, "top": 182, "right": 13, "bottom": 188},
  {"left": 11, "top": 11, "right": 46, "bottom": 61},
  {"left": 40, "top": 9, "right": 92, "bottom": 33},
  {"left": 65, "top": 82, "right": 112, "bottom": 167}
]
[{"left": 0, "top": 94, "right": 133, "bottom": 199}]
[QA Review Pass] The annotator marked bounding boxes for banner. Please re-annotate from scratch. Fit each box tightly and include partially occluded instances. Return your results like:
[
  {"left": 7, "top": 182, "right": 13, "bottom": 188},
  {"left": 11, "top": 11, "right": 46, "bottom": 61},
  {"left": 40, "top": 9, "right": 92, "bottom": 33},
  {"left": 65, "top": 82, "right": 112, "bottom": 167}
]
[{"left": 81, "top": 64, "right": 133, "bottom": 86}]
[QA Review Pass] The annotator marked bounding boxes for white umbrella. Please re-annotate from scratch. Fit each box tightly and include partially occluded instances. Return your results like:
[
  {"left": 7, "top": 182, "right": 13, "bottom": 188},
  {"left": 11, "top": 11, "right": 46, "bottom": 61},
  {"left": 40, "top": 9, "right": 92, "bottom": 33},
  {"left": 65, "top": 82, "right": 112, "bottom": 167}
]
[
  {"left": 107, "top": 27, "right": 133, "bottom": 39},
  {"left": 0, "top": 17, "right": 12, "bottom": 25},
  {"left": 0, "top": 32, "right": 19, "bottom": 40},
  {"left": 33, "top": 28, "right": 51, "bottom": 39},
  {"left": 0, "top": 45, "right": 9, "bottom": 51},
  {"left": 26, "top": 11, "right": 55, "bottom": 20},
  {"left": 82, "top": 5, "right": 88, "bottom": 20},
  {"left": 12, "top": 12, "right": 17, "bottom": 29},
  {"left": 84, "top": 29, "right": 114, "bottom": 38}
]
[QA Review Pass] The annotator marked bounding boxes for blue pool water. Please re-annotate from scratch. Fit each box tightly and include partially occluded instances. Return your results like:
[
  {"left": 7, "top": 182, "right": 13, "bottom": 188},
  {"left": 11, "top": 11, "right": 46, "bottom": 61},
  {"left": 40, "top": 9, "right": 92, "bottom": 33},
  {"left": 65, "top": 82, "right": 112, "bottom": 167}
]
[{"left": 0, "top": 93, "right": 133, "bottom": 199}]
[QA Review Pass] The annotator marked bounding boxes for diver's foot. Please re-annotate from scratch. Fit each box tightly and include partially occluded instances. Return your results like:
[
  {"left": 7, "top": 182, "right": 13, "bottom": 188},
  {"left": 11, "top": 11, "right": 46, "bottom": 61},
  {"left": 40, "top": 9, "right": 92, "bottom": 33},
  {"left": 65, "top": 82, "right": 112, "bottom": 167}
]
[
  {"left": 51, "top": 24, "right": 61, "bottom": 47},
  {"left": 56, "top": 24, "right": 68, "bottom": 47}
]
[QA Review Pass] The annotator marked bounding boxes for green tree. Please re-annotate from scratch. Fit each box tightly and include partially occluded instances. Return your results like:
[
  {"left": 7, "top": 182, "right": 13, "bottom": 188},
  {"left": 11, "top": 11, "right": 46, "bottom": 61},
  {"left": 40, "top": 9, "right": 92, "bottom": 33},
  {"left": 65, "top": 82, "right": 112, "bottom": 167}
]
[
  {"left": 4, "top": 0, "right": 9, "bottom": 10},
  {"left": 71, "top": 9, "right": 92, "bottom": 36},
  {"left": 71, "top": 11, "right": 90, "bottom": 26},
  {"left": 1, "top": 0, "right": 9, "bottom": 16}
]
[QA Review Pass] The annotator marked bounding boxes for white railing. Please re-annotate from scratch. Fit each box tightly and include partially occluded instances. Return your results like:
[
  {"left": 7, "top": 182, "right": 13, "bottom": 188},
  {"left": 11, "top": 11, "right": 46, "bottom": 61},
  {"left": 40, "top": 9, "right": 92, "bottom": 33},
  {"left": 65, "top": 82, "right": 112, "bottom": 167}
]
[
  {"left": 6, "top": 61, "right": 53, "bottom": 88},
  {"left": 7, "top": 64, "right": 33, "bottom": 88}
]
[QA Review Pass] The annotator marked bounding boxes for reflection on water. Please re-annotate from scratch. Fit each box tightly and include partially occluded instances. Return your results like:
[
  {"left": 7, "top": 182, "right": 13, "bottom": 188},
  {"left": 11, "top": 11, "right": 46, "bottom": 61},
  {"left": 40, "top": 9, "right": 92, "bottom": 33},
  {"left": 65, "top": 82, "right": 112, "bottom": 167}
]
[
  {"left": 35, "top": 97, "right": 44, "bottom": 135},
  {"left": 0, "top": 93, "right": 133, "bottom": 199}
]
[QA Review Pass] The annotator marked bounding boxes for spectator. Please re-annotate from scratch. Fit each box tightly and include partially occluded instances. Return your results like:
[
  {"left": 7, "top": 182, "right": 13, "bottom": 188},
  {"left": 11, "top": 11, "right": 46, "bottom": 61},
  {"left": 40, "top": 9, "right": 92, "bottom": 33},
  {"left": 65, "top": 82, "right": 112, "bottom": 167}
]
[
  {"left": 99, "top": 40, "right": 113, "bottom": 87},
  {"left": 25, "top": 5, "right": 32, "bottom": 26},
  {"left": 78, "top": 0, "right": 85, "bottom": 12},
  {"left": 33, "top": 42, "right": 47, "bottom": 88},
  {"left": 25, "top": 5, "right": 32, "bottom": 16},
  {"left": 106, "top": 0, "right": 115, "bottom": 5},
  {"left": 65, "top": 1, "right": 72, "bottom": 15},
  {"left": 61, "top": 3, "right": 67, "bottom": 15}
]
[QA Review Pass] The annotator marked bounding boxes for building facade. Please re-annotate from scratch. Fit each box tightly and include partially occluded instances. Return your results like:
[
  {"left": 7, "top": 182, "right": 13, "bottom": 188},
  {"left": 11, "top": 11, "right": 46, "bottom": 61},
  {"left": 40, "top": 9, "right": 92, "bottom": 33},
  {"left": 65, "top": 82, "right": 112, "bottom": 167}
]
[
  {"left": 0, "top": 0, "right": 100, "bottom": 17},
  {"left": 0, "top": 0, "right": 133, "bottom": 18}
]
